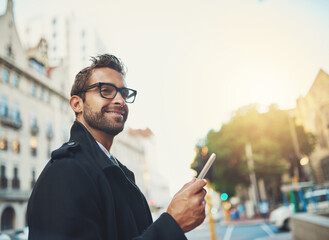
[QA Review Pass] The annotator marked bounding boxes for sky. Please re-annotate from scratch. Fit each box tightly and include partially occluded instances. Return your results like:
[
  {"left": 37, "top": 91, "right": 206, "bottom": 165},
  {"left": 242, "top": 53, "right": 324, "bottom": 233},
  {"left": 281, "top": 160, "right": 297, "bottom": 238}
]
[{"left": 1, "top": 0, "right": 329, "bottom": 195}]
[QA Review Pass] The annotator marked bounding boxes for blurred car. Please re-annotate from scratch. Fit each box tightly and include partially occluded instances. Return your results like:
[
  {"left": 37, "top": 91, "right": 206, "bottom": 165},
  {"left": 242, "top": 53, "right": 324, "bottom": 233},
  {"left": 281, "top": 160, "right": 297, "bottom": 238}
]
[
  {"left": 211, "top": 207, "right": 223, "bottom": 222},
  {"left": 269, "top": 204, "right": 294, "bottom": 230},
  {"left": 12, "top": 227, "right": 28, "bottom": 240},
  {"left": 0, "top": 232, "right": 11, "bottom": 240},
  {"left": 305, "top": 188, "right": 329, "bottom": 213},
  {"left": 270, "top": 187, "right": 329, "bottom": 231}
]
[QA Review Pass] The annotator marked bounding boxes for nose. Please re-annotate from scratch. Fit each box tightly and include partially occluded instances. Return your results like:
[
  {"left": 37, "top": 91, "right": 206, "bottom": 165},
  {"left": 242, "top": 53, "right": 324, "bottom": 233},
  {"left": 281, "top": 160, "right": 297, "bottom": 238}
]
[{"left": 112, "top": 91, "right": 126, "bottom": 106}]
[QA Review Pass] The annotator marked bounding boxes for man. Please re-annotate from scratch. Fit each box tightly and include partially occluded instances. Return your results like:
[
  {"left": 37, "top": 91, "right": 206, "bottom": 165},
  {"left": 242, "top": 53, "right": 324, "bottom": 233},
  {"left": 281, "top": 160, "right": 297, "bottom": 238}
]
[{"left": 27, "top": 54, "right": 207, "bottom": 240}]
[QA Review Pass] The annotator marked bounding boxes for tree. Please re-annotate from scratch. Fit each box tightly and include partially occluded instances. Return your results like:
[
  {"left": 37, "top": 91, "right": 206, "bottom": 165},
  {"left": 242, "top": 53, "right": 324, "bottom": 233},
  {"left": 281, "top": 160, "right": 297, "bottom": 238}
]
[{"left": 191, "top": 104, "right": 316, "bottom": 201}]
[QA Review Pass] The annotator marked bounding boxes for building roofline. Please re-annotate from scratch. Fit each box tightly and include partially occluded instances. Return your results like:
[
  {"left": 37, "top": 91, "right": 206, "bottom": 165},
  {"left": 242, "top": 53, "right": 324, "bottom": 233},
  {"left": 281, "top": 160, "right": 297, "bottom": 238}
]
[{"left": 0, "top": 55, "right": 69, "bottom": 101}]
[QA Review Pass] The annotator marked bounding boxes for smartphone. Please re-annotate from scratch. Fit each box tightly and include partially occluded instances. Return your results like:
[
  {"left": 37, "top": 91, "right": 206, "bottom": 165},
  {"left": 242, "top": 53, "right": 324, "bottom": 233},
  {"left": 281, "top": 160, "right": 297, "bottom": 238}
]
[{"left": 197, "top": 153, "right": 216, "bottom": 179}]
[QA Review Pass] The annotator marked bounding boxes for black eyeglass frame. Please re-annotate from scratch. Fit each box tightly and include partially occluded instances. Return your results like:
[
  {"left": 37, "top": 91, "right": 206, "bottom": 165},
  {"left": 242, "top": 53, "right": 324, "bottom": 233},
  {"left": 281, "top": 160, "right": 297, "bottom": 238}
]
[{"left": 81, "top": 82, "right": 137, "bottom": 103}]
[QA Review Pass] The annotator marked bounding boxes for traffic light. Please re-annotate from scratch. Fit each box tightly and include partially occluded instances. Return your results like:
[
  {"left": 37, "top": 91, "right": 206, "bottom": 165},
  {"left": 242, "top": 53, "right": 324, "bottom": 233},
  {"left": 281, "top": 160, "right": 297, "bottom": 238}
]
[{"left": 220, "top": 193, "right": 228, "bottom": 201}]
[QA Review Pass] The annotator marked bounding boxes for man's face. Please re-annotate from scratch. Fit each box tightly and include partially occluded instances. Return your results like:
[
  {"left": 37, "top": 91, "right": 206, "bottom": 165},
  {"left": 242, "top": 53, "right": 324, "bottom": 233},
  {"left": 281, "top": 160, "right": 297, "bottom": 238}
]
[{"left": 81, "top": 67, "right": 129, "bottom": 136}]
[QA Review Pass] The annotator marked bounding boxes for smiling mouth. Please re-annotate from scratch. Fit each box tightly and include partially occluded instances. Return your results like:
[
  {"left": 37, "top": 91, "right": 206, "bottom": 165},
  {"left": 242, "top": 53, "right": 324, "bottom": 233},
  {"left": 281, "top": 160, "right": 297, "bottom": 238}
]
[{"left": 105, "top": 111, "right": 125, "bottom": 118}]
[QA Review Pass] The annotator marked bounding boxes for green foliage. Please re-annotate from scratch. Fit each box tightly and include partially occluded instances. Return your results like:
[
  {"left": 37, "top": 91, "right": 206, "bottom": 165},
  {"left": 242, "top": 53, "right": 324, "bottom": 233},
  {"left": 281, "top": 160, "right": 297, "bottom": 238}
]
[{"left": 191, "top": 104, "right": 316, "bottom": 197}]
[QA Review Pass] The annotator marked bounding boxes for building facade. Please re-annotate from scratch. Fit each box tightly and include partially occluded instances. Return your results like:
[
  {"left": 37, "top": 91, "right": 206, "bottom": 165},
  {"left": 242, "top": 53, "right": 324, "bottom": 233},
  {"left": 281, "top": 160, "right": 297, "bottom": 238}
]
[
  {"left": 295, "top": 69, "right": 329, "bottom": 185},
  {"left": 16, "top": 5, "right": 108, "bottom": 89},
  {"left": 0, "top": 0, "right": 73, "bottom": 231}
]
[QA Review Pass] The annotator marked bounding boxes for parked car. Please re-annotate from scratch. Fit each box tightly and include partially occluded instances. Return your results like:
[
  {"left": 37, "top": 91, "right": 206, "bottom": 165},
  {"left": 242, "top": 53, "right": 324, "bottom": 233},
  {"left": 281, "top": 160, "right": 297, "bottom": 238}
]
[
  {"left": 269, "top": 204, "right": 294, "bottom": 230},
  {"left": 270, "top": 187, "right": 329, "bottom": 231},
  {"left": 0, "top": 232, "right": 11, "bottom": 240},
  {"left": 12, "top": 227, "right": 28, "bottom": 240},
  {"left": 304, "top": 188, "right": 329, "bottom": 213}
]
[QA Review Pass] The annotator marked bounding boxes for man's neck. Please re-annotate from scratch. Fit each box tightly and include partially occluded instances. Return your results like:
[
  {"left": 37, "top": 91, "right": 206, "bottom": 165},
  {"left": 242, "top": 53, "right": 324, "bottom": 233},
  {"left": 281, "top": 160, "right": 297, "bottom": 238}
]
[{"left": 77, "top": 118, "right": 114, "bottom": 151}]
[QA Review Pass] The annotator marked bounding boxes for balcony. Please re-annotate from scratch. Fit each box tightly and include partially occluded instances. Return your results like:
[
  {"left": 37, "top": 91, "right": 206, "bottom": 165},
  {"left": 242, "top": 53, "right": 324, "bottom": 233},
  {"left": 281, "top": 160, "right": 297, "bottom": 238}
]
[
  {"left": 0, "top": 108, "right": 22, "bottom": 129},
  {"left": 0, "top": 188, "right": 31, "bottom": 201}
]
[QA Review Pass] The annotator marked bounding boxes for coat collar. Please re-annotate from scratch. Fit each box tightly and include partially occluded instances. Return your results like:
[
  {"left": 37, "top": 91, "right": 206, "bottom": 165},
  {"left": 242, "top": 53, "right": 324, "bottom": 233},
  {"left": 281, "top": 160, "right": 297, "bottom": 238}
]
[
  {"left": 69, "top": 121, "right": 117, "bottom": 170},
  {"left": 69, "top": 121, "right": 135, "bottom": 182}
]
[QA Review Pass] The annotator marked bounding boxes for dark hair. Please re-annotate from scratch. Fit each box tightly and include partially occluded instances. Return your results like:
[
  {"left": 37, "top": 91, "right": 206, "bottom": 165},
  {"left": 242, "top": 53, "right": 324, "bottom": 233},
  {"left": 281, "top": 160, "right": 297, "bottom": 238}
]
[{"left": 70, "top": 54, "right": 127, "bottom": 101}]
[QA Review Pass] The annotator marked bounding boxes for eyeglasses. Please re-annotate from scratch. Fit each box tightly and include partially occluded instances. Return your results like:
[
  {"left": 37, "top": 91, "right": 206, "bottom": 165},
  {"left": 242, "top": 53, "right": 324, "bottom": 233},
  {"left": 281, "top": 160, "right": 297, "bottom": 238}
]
[{"left": 81, "top": 82, "right": 137, "bottom": 103}]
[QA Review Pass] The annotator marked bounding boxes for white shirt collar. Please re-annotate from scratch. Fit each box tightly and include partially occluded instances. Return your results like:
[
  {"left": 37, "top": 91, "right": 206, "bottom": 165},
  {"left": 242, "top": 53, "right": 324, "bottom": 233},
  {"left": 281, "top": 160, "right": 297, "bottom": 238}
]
[{"left": 96, "top": 141, "right": 118, "bottom": 165}]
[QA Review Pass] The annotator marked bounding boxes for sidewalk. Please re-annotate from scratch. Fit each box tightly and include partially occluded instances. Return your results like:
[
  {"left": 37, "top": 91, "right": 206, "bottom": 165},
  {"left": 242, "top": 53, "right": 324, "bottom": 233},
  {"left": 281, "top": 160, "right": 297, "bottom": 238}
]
[
  {"left": 220, "top": 217, "right": 268, "bottom": 226},
  {"left": 255, "top": 233, "right": 292, "bottom": 240}
]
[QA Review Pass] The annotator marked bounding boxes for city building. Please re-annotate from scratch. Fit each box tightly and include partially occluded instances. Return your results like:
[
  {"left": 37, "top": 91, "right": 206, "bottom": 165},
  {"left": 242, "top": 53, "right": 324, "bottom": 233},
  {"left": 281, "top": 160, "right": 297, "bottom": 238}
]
[
  {"left": 295, "top": 69, "right": 329, "bottom": 185},
  {"left": 16, "top": 3, "right": 108, "bottom": 90},
  {"left": 0, "top": 0, "right": 73, "bottom": 231}
]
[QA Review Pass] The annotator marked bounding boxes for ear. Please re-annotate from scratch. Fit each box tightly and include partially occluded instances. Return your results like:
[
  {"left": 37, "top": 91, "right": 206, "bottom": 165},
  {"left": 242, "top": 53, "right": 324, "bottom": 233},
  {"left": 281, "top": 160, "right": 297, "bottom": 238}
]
[{"left": 70, "top": 95, "right": 83, "bottom": 116}]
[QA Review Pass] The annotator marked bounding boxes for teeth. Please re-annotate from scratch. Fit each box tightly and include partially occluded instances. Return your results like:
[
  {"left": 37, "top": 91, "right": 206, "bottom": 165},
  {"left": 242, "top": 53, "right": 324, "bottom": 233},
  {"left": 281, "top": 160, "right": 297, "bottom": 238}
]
[{"left": 108, "top": 112, "right": 123, "bottom": 116}]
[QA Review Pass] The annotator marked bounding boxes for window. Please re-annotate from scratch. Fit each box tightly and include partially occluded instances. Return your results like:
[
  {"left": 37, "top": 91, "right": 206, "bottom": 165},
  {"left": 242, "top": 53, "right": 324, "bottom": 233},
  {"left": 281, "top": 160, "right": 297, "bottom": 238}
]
[
  {"left": 31, "top": 84, "right": 36, "bottom": 96},
  {"left": 12, "top": 139, "right": 20, "bottom": 153},
  {"left": 13, "top": 168, "right": 18, "bottom": 178},
  {"left": 38, "top": 88, "right": 43, "bottom": 100},
  {"left": 30, "top": 112, "right": 39, "bottom": 136},
  {"left": 12, "top": 102, "right": 20, "bottom": 122},
  {"left": 12, "top": 167, "right": 20, "bottom": 189},
  {"left": 29, "top": 59, "right": 45, "bottom": 75},
  {"left": 45, "top": 91, "right": 50, "bottom": 103},
  {"left": 0, "top": 165, "right": 7, "bottom": 189},
  {"left": 2, "top": 69, "right": 9, "bottom": 83},
  {"left": 30, "top": 136, "right": 37, "bottom": 156},
  {"left": 1, "top": 166, "right": 5, "bottom": 177},
  {"left": 6, "top": 45, "right": 13, "bottom": 57},
  {"left": 0, "top": 137, "right": 8, "bottom": 151},
  {"left": 46, "top": 120, "right": 54, "bottom": 139},
  {"left": 0, "top": 96, "right": 8, "bottom": 117},
  {"left": 31, "top": 169, "right": 36, "bottom": 188},
  {"left": 12, "top": 74, "right": 19, "bottom": 88}
]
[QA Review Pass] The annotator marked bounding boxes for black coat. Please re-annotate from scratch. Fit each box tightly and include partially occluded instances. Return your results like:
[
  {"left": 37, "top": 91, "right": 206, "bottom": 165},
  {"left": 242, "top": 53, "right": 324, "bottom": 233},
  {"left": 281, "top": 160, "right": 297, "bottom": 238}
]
[{"left": 27, "top": 121, "right": 186, "bottom": 240}]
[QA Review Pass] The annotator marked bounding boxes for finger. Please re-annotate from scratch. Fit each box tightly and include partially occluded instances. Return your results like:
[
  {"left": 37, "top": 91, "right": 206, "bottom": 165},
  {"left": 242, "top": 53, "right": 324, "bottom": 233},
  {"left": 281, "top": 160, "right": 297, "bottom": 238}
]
[
  {"left": 187, "top": 179, "right": 207, "bottom": 195},
  {"left": 176, "top": 178, "right": 197, "bottom": 194},
  {"left": 195, "top": 189, "right": 207, "bottom": 204},
  {"left": 201, "top": 188, "right": 207, "bottom": 198}
]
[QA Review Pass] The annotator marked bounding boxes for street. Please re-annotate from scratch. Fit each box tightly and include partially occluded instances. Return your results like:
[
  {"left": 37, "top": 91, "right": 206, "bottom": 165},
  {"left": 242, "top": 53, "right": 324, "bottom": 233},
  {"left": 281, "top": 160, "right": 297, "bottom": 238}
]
[{"left": 186, "top": 218, "right": 292, "bottom": 240}]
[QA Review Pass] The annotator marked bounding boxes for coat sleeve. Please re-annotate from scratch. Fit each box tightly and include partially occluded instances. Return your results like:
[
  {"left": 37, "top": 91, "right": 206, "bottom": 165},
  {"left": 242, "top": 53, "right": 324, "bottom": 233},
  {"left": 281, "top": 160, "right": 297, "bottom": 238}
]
[
  {"left": 27, "top": 159, "right": 107, "bottom": 240},
  {"left": 135, "top": 213, "right": 187, "bottom": 240}
]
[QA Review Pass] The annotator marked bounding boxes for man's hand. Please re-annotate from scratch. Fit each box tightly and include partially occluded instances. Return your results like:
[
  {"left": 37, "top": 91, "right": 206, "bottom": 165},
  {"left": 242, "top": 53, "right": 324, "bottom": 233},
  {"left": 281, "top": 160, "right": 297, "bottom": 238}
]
[{"left": 166, "top": 178, "right": 207, "bottom": 233}]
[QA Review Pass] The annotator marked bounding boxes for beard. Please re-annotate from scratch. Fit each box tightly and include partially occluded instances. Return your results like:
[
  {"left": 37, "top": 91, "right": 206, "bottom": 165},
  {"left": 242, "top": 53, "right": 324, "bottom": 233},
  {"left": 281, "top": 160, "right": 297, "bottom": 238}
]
[{"left": 83, "top": 103, "right": 127, "bottom": 136}]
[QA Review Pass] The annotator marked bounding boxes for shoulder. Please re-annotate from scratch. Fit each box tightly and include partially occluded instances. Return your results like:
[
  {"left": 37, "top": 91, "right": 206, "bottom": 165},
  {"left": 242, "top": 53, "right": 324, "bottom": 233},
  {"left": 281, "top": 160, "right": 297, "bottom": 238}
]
[
  {"left": 50, "top": 141, "right": 81, "bottom": 162},
  {"left": 32, "top": 141, "right": 96, "bottom": 194},
  {"left": 46, "top": 140, "right": 102, "bottom": 185}
]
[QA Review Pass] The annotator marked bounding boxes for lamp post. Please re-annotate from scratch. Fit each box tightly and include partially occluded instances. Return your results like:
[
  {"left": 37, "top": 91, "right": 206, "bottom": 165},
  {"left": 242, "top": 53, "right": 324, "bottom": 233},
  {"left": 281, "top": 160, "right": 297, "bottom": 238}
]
[
  {"left": 288, "top": 113, "right": 301, "bottom": 182},
  {"left": 245, "top": 143, "right": 260, "bottom": 214},
  {"left": 288, "top": 113, "right": 314, "bottom": 183}
]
